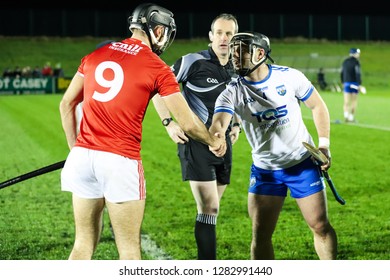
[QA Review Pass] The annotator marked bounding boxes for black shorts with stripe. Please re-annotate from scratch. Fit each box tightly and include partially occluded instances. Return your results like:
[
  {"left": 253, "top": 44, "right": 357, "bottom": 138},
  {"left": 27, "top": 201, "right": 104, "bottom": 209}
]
[{"left": 177, "top": 136, "right": 232, "bottom": 184}]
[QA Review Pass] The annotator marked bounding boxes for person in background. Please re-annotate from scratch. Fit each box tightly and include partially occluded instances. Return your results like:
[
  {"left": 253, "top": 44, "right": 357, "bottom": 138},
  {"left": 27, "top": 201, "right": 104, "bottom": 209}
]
[
  {"left": 41, "top": 62, "right": 53, "bottom": 76},
  {"left": 13, "top": 66, "right": 22, "bottom": 78},
  {"left": 340, "top": 48, "right": 365, "bottom": 123},
  {"left": 53, "top": 63, "right": 65, "bottom": 77},
  {"left": 209, "top": 31, "right": 337, "bottom": 260},
  {"left": 152, "top": 13, "right": 240, "bottom": 260},
  {"left": 59, "top": 3, "right": 224, "bottom": 260},
  {"left": 32, "top": 66, "right": 42, "bottom": 78},
  {"left": 317, "top": 67, "right": 327, "bottom": 90},
  {"left": 2, "top": 67, "right": 13, "bottom": 78},
  {"left": 21, "top": 66, "right": 32, "bottom": 77}
]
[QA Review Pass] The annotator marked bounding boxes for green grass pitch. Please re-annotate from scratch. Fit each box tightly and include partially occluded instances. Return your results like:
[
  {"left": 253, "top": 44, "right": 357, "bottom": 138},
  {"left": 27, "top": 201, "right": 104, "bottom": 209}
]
[{"left": 0, "top": 37, "right": 389, "bottom": 260}]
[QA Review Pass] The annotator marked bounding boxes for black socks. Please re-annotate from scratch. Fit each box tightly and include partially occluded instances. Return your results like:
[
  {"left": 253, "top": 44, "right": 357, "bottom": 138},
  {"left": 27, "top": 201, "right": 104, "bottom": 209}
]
[{"left": 195, "top": 213, "right": 217, "bottom": 260}]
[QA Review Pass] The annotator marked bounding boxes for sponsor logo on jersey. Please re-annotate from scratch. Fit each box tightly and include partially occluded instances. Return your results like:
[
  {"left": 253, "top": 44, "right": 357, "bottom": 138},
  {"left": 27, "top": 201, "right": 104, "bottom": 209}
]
[
  {"left": 206, "top": 77, "right": 219, "bottom": 84},
  {"left": 258, "top": 118, "right": 290, "bottom": 131},
  {"left": 252, "top": 105, "right": 288, "bottom": 122},
  {"left": 109, "top": 42, "right": 143, "bottom": 55}
]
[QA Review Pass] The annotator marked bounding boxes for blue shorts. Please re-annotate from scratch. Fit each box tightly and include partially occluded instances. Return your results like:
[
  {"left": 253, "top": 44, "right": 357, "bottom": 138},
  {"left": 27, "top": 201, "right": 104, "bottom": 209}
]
[
  {"left": 343, "top": 82, "right": 359, "bottom": 94},
  {"left": 248, "top": 157, "right": 325, "bottom": 199}
]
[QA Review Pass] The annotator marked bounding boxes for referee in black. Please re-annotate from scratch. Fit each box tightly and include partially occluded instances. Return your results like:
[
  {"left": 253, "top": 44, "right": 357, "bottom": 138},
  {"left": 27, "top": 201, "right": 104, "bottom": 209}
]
[{"left": 152, "top": 13, "right": 241, "bottom": 259}]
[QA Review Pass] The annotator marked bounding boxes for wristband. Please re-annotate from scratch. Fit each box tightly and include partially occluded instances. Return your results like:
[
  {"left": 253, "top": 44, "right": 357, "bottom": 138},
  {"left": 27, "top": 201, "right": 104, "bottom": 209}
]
[{"left": 318, "top": 137, "right": 330, "bottom": 148}]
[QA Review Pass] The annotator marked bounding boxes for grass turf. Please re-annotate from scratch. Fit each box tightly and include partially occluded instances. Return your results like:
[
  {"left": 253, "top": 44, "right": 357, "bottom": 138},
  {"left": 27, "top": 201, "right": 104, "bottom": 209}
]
[{"left": 0, "top": 37, "right": 389, "bottom": 260}]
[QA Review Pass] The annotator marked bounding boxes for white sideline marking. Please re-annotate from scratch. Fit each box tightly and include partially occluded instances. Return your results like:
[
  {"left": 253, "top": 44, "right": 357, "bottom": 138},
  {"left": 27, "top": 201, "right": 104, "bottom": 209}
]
[
  {"left": 141, "top": 234, "right": 173, "bottom": 260},
  {"left": 302, "top": 116, "right": 390, "bottom": 132},
  {"left": 341, "top": 121, "right": 390, "bottom": 131}
]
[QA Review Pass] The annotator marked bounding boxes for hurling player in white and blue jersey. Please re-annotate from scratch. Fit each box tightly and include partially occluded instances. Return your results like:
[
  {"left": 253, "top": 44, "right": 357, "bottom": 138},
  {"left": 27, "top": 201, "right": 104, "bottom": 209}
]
[{"left": 209, "top": 32, "right": 337, "bottom": 260}]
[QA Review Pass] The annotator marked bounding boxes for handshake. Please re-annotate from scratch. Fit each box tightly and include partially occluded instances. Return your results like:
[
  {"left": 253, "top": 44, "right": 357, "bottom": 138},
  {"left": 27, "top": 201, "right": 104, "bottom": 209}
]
[{"left": 208, "top": 132, "right": 227, "bottom": 157}]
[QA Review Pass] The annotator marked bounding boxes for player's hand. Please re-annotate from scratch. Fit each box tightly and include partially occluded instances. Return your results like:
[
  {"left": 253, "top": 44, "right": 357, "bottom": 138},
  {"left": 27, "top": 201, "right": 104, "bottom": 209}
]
[
  {"left": 318, "top": 147, "right": 332, "bottom": 171},
  {"left": 359, "top": 85, "right": 367, "bottom": 94},
  {"left": 209, "top": 132, "right": 226, "bottom": 157},
  {"left": 165, "top": 121, "right": 189, "bottom": 144},
  {"left": 229, "top": 126, "right": 241, "bottom": 144}
]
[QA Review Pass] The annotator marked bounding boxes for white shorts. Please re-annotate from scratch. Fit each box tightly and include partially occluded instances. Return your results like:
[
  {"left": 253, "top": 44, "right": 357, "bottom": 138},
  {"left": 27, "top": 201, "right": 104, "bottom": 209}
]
[{"left": 61, "top": 147, "right": 146, "bottom": 203}]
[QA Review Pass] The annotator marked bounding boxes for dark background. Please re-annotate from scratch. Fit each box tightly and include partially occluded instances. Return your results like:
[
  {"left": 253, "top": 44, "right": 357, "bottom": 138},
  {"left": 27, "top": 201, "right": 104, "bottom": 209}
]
[{"left": 1, "top": 1, "right": 388, "bottom": 40}]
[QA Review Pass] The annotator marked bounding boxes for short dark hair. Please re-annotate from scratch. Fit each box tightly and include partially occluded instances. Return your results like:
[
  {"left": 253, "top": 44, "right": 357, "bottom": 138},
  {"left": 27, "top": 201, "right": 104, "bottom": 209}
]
[{"left": 210, "top": 13, "right": 239, "bottom": 34}]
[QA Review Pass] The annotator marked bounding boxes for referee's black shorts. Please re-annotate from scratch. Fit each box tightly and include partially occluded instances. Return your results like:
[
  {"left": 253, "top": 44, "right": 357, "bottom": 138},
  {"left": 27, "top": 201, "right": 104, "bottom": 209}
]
[{"left": 177, "top": 136, "right": 232, "bottom": 184}]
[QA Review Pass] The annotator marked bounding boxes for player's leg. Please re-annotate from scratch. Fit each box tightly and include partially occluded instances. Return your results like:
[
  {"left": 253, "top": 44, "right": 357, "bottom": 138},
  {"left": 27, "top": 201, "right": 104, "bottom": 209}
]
[
  {"left": 248, "top": 164, "right": 287, "bottom": 259},
  {"left": 343, "top": 92, "right": 352, "bottom": 121},
  {"left": 61, "top": 147, "right": 105, "bottom": 259},
  {"left": 248, "top": 193, "right": 284, "bottom": 260},
  {"left": 94, "top": 152, "right": 146, "bottom": 260},
  {"left": 106, "top": 199, "right": 145, "bottom": 259},
  {"left": 296, "top": 190, "right": 337, "bottom": 259},
  {"left": 348, "top": 93, "right": 359, "bottom": 122},
  {"left": 289, "top": 158, "right": 337, "bottom": 259},
  {"left": 68, "top": 195, "right": 105, "bottom": 260},
  {"left": 343, "top": 83, "right": 360, "bottom": 122}
]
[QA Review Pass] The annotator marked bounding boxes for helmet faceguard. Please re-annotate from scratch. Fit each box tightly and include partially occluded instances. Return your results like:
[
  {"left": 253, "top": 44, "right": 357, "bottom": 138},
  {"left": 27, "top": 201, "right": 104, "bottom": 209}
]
[
  {"left": 128, "top": 3, "right": 176, "bottom": 56},
  {"left": 229, "top": 32, "right": 274, "bottom": 76}
]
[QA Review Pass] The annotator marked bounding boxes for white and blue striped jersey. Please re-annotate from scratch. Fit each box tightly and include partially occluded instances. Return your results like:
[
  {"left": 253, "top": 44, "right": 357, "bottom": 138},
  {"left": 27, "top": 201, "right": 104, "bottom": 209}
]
[{"left": 214, "top": 64, "right": 316, "bottom": 170}]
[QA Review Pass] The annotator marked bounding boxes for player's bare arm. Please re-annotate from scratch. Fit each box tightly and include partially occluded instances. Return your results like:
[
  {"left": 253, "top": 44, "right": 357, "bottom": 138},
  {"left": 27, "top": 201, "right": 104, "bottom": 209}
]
[
  {"left": 161, "top": 92, "right": 223, "bottom": 149},
  {"left": 152, "top": 94, "right": 189, "bottom": 144},
  {"left": 303, "top": 88, "right": 331, "bottom": 170},
  {"left": 229, "top": 114, "right": 242, "bottom": 144},
  {"left": 59, "top": 73, "right": 84, "bottom": 149},
  {"left": 209, "top": 112, "right": 232, "bottom": 157}
]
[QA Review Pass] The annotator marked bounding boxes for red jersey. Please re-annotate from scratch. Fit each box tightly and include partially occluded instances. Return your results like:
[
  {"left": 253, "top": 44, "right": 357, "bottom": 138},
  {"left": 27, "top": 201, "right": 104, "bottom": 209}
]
[{"left": 75, "top": 38, "right": 180, "bottom": 160}]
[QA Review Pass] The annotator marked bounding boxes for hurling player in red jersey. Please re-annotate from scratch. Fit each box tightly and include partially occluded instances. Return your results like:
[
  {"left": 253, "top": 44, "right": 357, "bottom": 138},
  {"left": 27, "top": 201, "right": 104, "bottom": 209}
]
[{"left": 59, "top": 3, "right": 225, "bottom": 260}]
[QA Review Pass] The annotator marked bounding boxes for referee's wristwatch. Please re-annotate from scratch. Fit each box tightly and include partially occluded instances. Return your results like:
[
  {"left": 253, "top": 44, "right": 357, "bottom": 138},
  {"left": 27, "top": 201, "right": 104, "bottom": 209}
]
[{"left": 162, "top": 117, "right": 173, "bottom": 126}]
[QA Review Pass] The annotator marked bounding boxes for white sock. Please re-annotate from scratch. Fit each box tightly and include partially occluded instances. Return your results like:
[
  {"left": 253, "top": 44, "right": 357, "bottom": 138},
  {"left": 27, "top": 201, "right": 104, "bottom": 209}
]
[
  {"left": 348, "top": 114, "right": 354, "bottom": 121},
  {"left": 344, "top": 112, "right": 349, "bottom": 119}
]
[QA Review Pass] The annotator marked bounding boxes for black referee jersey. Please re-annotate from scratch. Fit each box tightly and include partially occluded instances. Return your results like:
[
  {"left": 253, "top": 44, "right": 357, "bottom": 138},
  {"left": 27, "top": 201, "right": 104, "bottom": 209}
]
[{"left": 171, "top": 47, "right": 237, "bottom": 129}]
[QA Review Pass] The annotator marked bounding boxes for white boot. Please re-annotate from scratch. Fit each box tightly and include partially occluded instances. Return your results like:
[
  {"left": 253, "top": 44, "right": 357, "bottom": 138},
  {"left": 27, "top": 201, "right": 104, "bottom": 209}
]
[{"left": 344, "top": 112, "right": 349, "bottom": 122}]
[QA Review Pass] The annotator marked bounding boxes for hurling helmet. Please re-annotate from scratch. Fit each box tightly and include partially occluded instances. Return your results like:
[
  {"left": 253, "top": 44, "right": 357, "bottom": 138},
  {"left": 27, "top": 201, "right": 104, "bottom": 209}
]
[
  {"left": 229, "top": 32, "right": 274, "bottom": 76},
  {"left": 128, "top": 3, "right": 176, "bottom": 56}
]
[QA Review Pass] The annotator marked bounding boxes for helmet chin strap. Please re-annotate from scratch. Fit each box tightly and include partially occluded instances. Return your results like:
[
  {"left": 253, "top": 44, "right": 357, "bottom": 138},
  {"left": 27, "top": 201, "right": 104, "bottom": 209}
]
[
  {"left": 147, "top": 27, "right": 160, "bottom": 54},
  {"left": 238, "top": 55, "right": 267, "bottom": 76},
  {"left": 147, "top": 26, "right": 170, "bottom": 56}
]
